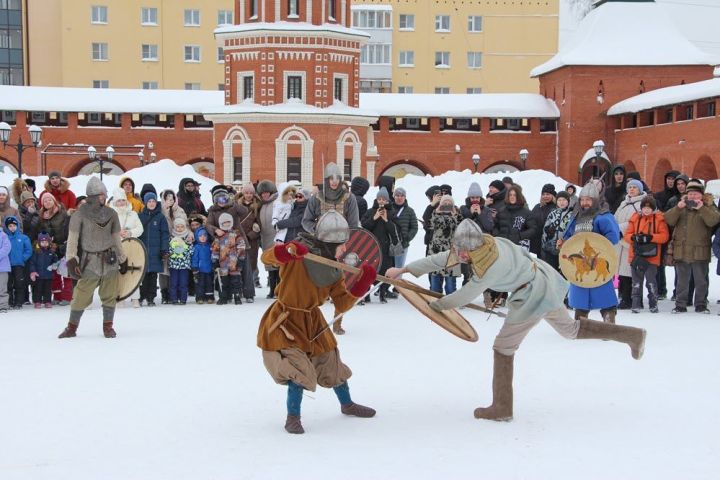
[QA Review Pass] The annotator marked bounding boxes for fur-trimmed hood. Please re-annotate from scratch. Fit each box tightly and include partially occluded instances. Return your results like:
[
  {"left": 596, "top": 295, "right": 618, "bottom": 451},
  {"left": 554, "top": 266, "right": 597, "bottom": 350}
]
[{"left": 44, "top": 177, "right": 71, "bottom": 194}]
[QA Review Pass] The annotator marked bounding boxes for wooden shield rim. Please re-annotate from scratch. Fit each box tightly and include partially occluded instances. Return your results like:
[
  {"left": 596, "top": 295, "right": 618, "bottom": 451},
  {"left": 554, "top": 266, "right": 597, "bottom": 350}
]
[
  {"left": 341, "top": 227, "right": 382, "bottom": 288},
  {"left": 559, "top": 232, "right": 618, "bottom": 288},
  {"left": 395, "top": 281, "right": 478, "bottom": 342},
  {"left": 117, "top": 237, "right": 148, "bottom": 301}
]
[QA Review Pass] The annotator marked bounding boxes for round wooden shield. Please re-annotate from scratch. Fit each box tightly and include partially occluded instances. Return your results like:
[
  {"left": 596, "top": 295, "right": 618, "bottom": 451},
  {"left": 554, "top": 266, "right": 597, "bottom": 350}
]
[
  {"left": 117, "top": 238, "right": 148, "bottom": 301},
  {"left": 340, "top": 228, "right": 382, "bottom": 289},
  {"left": 559, "top": 232, "right": 618, "bottom": 288},
  {"left": 395, "top": 280, "right": 478, "bottom": 343}
]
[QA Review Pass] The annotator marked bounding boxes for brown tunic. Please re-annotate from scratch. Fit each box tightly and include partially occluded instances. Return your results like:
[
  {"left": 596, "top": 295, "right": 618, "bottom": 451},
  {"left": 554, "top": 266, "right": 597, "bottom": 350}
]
[{"left": 257, "top": 248, "right": 358, "bottom": 356}]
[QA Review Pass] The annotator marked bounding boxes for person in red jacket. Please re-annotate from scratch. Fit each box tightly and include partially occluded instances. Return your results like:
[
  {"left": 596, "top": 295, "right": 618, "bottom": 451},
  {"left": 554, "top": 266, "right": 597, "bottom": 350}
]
[
  {"left": 624, "top": 197, "right": 670, "bottom": 313},
  {"left": 44, "top": 171, "right": 77, "bottom": 211}
]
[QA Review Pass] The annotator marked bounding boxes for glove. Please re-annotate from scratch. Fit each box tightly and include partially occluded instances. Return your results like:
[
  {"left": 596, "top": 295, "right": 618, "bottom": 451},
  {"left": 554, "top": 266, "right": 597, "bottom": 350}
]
[
  {"left": 252, "top": 223, "right": 261, "bottom": 233},
  {"left": 118, "top": 258, "right": 128, "bottom": 274},
  {"left": 349, "top": 262, "right": 377, "bottom": 297},
  {"left": 66, "top": 257, "right": 82, "bottom": 278},
  {"left": 30, "top": 272, "right": 38, "bottom": 282},
  {"left": 273, "top": 241, "right": 308, "bottom": 263},
  {"left": 287, "top": 241, "right": 309, "bottom": 258}
]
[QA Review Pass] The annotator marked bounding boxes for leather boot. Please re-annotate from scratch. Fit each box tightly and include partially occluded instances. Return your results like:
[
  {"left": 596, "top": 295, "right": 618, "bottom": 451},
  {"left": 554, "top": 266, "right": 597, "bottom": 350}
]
[
  {"left": 333, "top": 319, "right": 345, "bottom": 335},
  {"left": 341, "top": 403, "right": 376, "bottom": 418},
  {"left": 59, "top": 310, "right": 83, "bottom": 338},
  {"left": 284, "top": 415, "right": 304, "bottom": 434},
  {"left": 576, "top": 318, "right": 646, "bottom": 359},
  {"left": 574, "top": 309, "right": 589, "bottom": 321},
  {"left": 474, "top": 350, "right": 514, "bottom": 421},
  {"left": 601, "top": 308, "right": 616, "bottom": 324},
  {"left": 103, "top": 306, "right": 116, "bottom": 338}
]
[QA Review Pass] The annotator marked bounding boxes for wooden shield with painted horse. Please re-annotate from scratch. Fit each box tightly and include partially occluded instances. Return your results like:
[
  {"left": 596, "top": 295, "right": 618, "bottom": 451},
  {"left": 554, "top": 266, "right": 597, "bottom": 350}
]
[{"left": 559, "top": 232, "right": 618, "bottom": 288}]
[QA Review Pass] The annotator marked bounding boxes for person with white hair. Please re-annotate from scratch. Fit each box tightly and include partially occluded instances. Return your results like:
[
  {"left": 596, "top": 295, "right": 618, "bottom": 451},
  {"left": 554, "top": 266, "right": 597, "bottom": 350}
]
[{"left": 109, "top": 188, "right": 144, "bottom": 308}]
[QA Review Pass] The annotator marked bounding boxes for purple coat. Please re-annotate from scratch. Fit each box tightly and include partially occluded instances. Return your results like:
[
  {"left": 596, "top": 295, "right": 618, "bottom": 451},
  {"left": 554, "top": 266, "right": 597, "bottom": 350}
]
[{"left": 0, "top": 231, "right": 11, "bottom": 273}]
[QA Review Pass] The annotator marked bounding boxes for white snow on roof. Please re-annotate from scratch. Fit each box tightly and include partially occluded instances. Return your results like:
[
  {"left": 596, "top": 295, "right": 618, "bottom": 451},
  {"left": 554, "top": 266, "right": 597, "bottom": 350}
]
[
  {"left": 608, "top": 77, "right": 720, "bottom": 115},
  {"left": 532, "top": 1, "right": 718, "bottom": 77},
  {"left": 359, "top": 93, "right": 560, "bottom": 118},
  {"left": 215, "top": 21, "right": 370, "bottom": 38},
  {"left": 351, "top": 4, "right": 392, "bottom": 11},
  {"left": 203, "top": 98, "right": 377, "bottom": 118},
  {"left": 0, "top": 86, "right": 224, "bottom": 114}
]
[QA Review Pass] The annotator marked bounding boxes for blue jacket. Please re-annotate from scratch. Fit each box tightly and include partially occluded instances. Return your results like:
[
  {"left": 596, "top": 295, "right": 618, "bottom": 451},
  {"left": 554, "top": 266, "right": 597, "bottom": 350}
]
[
  {"left": 564, "top": 211, "right": 620, "bottom": 310},
  {"left": 30, "top": 247, "right": 58, "bottom": 280},
  {"left": 4, "top": 219, "right": 32, "bottom": 267},
  {"left": 191, "top": 227, "right": 213, "bottom": 274},
  {"left": 138, "top": 206, "right": 169, "bottom": 273},
  {"left": 0, "top": 231, "right": 10, "bottom": 273}
]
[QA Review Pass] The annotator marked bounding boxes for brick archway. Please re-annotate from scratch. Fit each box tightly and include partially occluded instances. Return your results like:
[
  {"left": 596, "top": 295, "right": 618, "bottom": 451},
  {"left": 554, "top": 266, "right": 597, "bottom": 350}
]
[
  {"left": 691, "top": 155, "right": 717, "bottom": 182},
  {"left": 72, "top": 157, "right": 126, "bottom": 177},
  {"left": 624, "top": 160, "right": 638, "bottom": 176},
  {"left": 378, "top": 159, "right": 429, "bottom": 182},
  {"left": 485, "top": 160, "right": 521, "bottom": 174},
  {"left": 0, "top": 156, "right": 18, "bottom": 175},
  {"left": 652, "top": 158, "right": 673, "bottom": 192}
]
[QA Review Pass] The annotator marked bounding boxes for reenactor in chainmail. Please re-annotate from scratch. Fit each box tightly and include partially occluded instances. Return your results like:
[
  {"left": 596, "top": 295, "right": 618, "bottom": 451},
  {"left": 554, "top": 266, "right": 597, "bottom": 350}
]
[{"left": 301, "top": 162, "right": 359, "bottom": 235}]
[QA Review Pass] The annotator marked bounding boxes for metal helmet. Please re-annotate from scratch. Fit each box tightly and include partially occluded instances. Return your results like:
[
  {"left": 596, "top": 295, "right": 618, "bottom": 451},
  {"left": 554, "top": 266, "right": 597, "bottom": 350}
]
[
  {"left": 453, "top": 219, "right": 485, "bottom": 251},
  {"left": 86, "top": 177, "right": 107, "bottom": 197},
  {"left": 315, "top": 210, "right": 349, "bottom": 244},
  {"left": 324, "top": 162, "right": 343, "bottom": 180},
  {"left": 579, "top": 181, "right": 600, "bottom": 200}
]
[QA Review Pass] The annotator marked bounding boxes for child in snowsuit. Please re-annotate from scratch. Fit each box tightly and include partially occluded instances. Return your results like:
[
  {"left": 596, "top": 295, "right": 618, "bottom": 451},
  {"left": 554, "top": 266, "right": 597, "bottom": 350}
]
[
  {"left": 29, "top": 232, "right": 58, "bottom": 308},
  {"left": 191, "top": 226, "right": 214, "bottom": 304},
  {"left": 168, "top": 218, "right": 194, "bottom": 305},
  {"left": 4, "top": 216, "right": 32, "bottom": 308},
  {"left": 272, "top": 182, "right": 298, "bottom": 243},
  {"left": 211, "top": 213, "right": 246, "bottom": 305},
  {"left": 0, "top": 227, "right": 11, "bottom": 312}
]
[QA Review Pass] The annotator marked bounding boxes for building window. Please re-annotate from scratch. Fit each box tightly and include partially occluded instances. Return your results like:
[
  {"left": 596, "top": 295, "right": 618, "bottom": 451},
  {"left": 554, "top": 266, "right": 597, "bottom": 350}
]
[
  {"left": 435, "top": 87, "right": 450, "bottom": 94},
  {"left": 398, "top": 86, "right": 413, "bottom": 94},
  {"left": 142, "top": 44, "right": 158, "bottom": 61},
  {"left": 184, "top": 45, "right": 201, "bottom": 62},
  {"left": 435, "top": 15, "right": 450, "bottom": 32},
  {"left": 91, "top": 5, "right": 108, "bottom": 24},
  {"left": 92, "top": 42, "right": 108, "bottom": 61},
  {"left": 287, "top": 75, "right": 302, "bottom": 99},
  {"left": 334, "top": 77, "right": 343, "bottom": 102},
  {"left": 243, "top": 75, "right": 254, "bottom": 100},
  {"left": 360, "top": 44, "right": 391, "bottom": 64},
  {"left": 398, "top": 51, "right": 414, "bottom": 67},
  {"left": 142, "top": 81, "right": 158, "bottom": 89},
  {"left": 540, "top": 119, "right": 557, "bottom": 132},
  {"left": 141, "top": 7, "right": 158, "bottom": 25},
  {"left": 249, "top": 0, "right": 259, "bottom": 18},
  {"left": 184, "top": 9, "right": 200, "bottom": 26},
  {"left": 468, "top": 15, "right": 482, "bottom": 32},
  {"left": 288, "top": 0, "right": 299, "bottom": 17},
  {"left": 1, "top": 111, "right": 17, "bottom": 124},
  {"left": 684, "top": 105, "right": 693, "bottom": 120},
  {"left": 328, "top": 0, "right": 337, "bottom": 20},
  {"left": 92, "top": 80, "right": 109, "bottom": 88},
  {"left": 343, "top": 159, "right": 352, "bottom": 182},
  {"left": 233, "top": 156, "right": 243, "bottom": 182},
  {"left": 287, "top": 157, "right": 302, "bottom": 183},
  {"left": 217, "top": 47, "right": 224, "bottom": 62},
  {"left": 434, "top": 51, "right": 450, "bottom": 67},
  {"left": 218, "top": 9, "right": 233, "bottom": 25},
  {"left": 185, "top": 82, "right": 200, "bottom": 90},
  {"left": 467, "top": 52, "right": 482, "bottom": 69},
  {"left": 352, "top": 9, "right": 391, "bottom": 28},
  {"left": 399, "top": 14, "right": 414, "bottom": 30},
  {"left": 466, "top": 87, "right": 482, "bottom": 94}
]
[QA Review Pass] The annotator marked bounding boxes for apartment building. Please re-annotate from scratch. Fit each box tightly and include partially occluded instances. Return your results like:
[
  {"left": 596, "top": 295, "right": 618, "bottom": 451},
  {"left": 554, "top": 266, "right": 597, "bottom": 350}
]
[
  {"left": 26, "top": 0, "right": 233, "bottom": 90},
  {"left": 0, "top": 0, "right": 24, "bottom": 85},
  {"left": 351, "top": 0, "right": 559, "bottom": 94}
]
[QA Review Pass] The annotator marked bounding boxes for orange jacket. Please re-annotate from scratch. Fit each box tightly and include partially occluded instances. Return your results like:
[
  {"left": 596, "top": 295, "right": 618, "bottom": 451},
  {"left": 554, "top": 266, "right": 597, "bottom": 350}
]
[{"left": 624, "top": 211, "right": 670, "bottom": 266}]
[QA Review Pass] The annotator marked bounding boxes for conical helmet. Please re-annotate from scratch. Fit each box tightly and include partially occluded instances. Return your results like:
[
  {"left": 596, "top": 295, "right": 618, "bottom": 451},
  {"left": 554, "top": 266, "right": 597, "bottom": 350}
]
[
  {"left": 86, "top": 177, "right": 107, "bottom": 197},
  {"left": 315, "top": 210, "right": 349, "bottom": 244},
  {"left": 453, "top": 219, "right": 485, "bottom": 251}
]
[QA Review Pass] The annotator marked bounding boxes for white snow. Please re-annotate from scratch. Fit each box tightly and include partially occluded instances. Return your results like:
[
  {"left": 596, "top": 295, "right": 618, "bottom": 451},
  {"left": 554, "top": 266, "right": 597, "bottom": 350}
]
[
  {"left": 215, "top": 21, "right": 371, "bottom": 39},
  {"left": 204, "top": 98, "right": 378, "bottom": 119},
  {"left": 3, "top": 166, "right": 720, "bottom": 479},
  {"left": 608, "top": 77, "right": 720, "bottom": 115},
  {"left": 533, "top": 1, "right": 719, "bottom": 77}
]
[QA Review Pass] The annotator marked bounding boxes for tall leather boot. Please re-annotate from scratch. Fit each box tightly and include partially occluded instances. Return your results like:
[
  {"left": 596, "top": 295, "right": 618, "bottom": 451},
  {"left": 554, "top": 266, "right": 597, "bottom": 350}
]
[
  {"left": 575, "top": 319, "right": 646, "bottom": 359},
  {"left": 103, "top": 306, "right": 116, "bottom": 338},
  {"left": 58, "top": 310, "right": 83, "bottom": 338},
  {"left": 574, "top": 309, "right": 589, "bottom": 321},
  {"left": 474, "top": 350, "right": 514, "bottom": 421},
  {"left": 333, "top": 317, "right": 345, "bottom": 335},
  {"left": 601, "top": 308, "right": 616, "bottom": 324}
]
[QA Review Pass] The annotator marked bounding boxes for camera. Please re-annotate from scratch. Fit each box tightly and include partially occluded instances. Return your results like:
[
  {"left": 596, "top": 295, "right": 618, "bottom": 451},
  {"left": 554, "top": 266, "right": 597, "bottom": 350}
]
[
  {"left": 686, "top": 199, "right": 698, "bottom": 208},
  {"left": 378, "top": 205, "right": 385, "bottom": 211}
]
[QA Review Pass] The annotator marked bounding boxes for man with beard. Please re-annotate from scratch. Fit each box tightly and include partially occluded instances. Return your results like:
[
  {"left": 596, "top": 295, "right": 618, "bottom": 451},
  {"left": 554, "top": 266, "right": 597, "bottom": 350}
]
[
  {"left": 258, "top": 211, "right": 377, "bottom": 434},
  {"left": 58, "top": 178, "right": 128, "bottom": 339},
  {"left": 561, "top": 181, "right": 621, "bottom": 323},
  {"left": 302, "top": 163, "right": 359, "bottom": 234}
]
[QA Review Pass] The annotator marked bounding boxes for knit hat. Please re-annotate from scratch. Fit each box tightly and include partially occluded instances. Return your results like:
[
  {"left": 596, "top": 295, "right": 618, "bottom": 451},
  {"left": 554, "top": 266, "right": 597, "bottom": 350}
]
[
  {"left": 579, "top": 181, "right": 600, "bottom": 200},
  {"left": 686, "top": 179, "right": 705, "bottom": 194},
  {"left": 143, "top": 192, "right": 157, "bottom": 204},
  {"left": 37, "top": 232, "right": 52, "bottom": 243},
  {"left": 557, "top": 191, "right": 570, "bottom": 202},
  {"left": 4, "top": 216, "right": 18, "bottom": 227},
  {"left": 218, "top": 212, "right": 233, "bottom": 230},
  {"left": 437, "top": 195, "right": 454, "bottom": 212},
  {"left": 242, "top": 183, "right": 256, "bottom": 194},
  {"left": 112, "top": 188, "right": 127, "bottom": 204},
  {"left": 256, "top": 180, "right": 277, "bottom": 195},
  {"left": 467, "top": 182, "right": 483, "bottom": 198},
  {"left": 39, "top": 191, "right": 57, "bottom": 208},
  {"left": 664, "top": 170, "right": 681, "bottom": 181},
  {"left": 376, "top": 187, "right": 390, "bottom": 202},
  {"left": 541, "top": 183, "right": 557, "bottom": 196},
  {"left": 173, "top": 217, "right": 188, "bottom": 232},
  {"left": 440, "top": 184, "right": 453, "bottom": 195},
  {"left": 640, "top": 197, "right": 657, "bottom": 210},
  {"left": 350, "top": 176, "right": 370, "bottom": 196},
  {"left": 393, "top": 187, "right": 407, "bottom": 197},
  {"left": 19, "top": 191, "right": 35, "bottom": 205},
  {"left": 48, "top": 171, "right": 61, "bottom": 179},
  {"left": 565, "top": 184, "right": 576, "bottom": 194},
  {"left": 86, "top": 177, "right": 107, "bottom": 197},
  {"left": 489, "top": 180, "right": 505, "bottom": 192},
  {"left": 626, "top": 179, "right": 644, "bottom": 193},
  {"left": 626, "top": 171, "right": 641, "bottom": 181}
]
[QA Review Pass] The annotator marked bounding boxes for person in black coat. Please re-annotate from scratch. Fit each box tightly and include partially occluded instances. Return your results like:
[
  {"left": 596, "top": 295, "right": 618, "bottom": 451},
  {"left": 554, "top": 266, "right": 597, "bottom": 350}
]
[
  {"left": 529, "top": 183, "right": 557, "bottom": 256},
  {"left": 350, "top": 176, "right": 370, "bottom": 220},
  {"left": 654, "top": 170, "right": 680, "bottom": 212},
  {"left": 422, "top": 185, "right": 441, "bottom": 253},
  {"left": 605, "top": 165, "right": 627, "bottom": 214},
  {"left": 485, "top": 180, "right": 506, "bottom": 218},
  {"left": 459, "top": 182, "right": 494, "bottom": 285},
  {"left": 177, "top": 177, "right": 208, "bottom": 217},
  {"left": 361, "top": 187, "right": 400, "bottom": 303},
  {"left": 493, "top": 186, "right": 536, "bottom": 248},
  {"left": 274, "top": 188, "right": 309, "bottom": 243},
  {"left": 138, "top": 192, "right": 169, "bottom": 306}
]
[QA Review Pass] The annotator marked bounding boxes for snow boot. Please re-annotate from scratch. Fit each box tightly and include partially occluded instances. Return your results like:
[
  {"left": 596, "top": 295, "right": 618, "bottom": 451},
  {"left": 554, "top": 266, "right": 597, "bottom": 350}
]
[
  {"left": 234, "top": 294, "right": 242, "bottom": 305},
  {"left": 574, "top": 309, "right": 589, "bottom": 321},
  {"left": 474, "top": 350, "right": 514, "bottom": 421},
  {"left": 333, "top": 319, "right": 345, "bottom": 335},
  {"left": 601, "top": 308, "right": 616, "bottom": 324},
  {"left": 266, "top": 271, "right": 278, "bottom": 299},
  {"left": 575, "top": 319, "right": 646, "bottom": 360},
  {"left": 59, "top": 310, "right": 82, "bottom": 338},
  {"left": 103, "top": 322, "right": 117, "bottom": 338},
  {"left": 103, "top": 306, "right": 116, "bottom": 338},
  {"left": 285, "top": 415, "right": 304, "bottom": 434},
  {"left": 161, "top": 288, "right": 170, "bottom": 305}
]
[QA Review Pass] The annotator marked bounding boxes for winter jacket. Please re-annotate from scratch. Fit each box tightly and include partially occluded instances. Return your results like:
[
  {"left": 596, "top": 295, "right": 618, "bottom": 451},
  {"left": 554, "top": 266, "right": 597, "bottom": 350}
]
[
  {"left": 459, "top": 199, "right": 494, "bottom": 233},
  {"left": 0, "top": 230, "right": 11, "bottom": 273},
  {"left": 18, "top": 204, "right": 40, "bottom": 242},
  {"left": 493, "top": 203, "right": 536, "bottom": 249},
  {"left": 161, "top": 199, "right": 187, "bottom": 228},
  {"left": 118, "top": 177, "right": 143, "bottom": 213},
  {"left": 302, "top": 182, "right": 359, "bottom": 233},
  {"left": 665, "top": 175, "right": 691, "bottom": 211},
  {"left": 43, "top": 178, "right": 77, "bottom": 211},
  {"left": 37, "top": 207, "right": 70, "bottom": 257},
  {"left": 168, "top": 236, "right": 194, "bottom": 270},
  {"left": 275, "top": 200, "right": 307, "bottom": 243},
  {"left": 429, "top": 208, "right": 463, "bottom": 276},
  {"left": 390, "top": 199, "right": 418, "bottom": 249},
  {"left": 205, "top": 202, "right": 249, "bottom": 241},
  {"left": 111, "top": 202, "right": 144, "bottom": 239},
  {"left": 4, "top": 222, "right": 32, "bottom": 267},
  {"left": 191, "top": 228, "right": 213, "bottom": 274},
  {"left": 138, "top": 206, "right": 170, "bottom": 273},
  {"left": 272, "top": 182, "right": 296, "bottom": 243},
  {"left": 350, "top": 177, "right": 370, "bottom": 219},
  {"left": 361, "top": 201, "right": 401, "bottom": 273},
  {"left": 258, "top": 192, "right": 279, "bottom": 251},
  {"left": 211, "top": 229, "right": 246, "bottom": 275},
  {"left": 613, "top": 192, "right": 647, "bottom": 277},
  {"left": 485, "top": 188, "right": 507, "bottom": 215},
  {"left": 712, "top": 233, "right": 720, "bottom": 275},
  {"left": 177, "top": 177, "right": 207, "bottom": 217},
  {"left": 529, "top": 200, "right": 556, "bottom": 255},
  {"left": 653, "top": 170, "right": 681, "bottom": 212},
  {"left": 30, "top": 247, "right": 58, "bottom": 280},
  {"left": 541, "top": 206, "right": 573, "bottom": 256},
  {"left": 604, "top": 165, "right": 627, "bottom": 214},
  {"left": 624, "top": 211, "right": 670, "bottom": 267},
  {"left": 664, "top": 193, "right": 720, "bottom": 263}
]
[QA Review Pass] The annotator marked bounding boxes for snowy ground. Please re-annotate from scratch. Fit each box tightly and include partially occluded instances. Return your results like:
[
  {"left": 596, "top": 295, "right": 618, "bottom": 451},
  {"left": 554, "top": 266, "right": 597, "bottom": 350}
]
[{"left": 1, "top": 264, "right": 719, "bottom": 480}]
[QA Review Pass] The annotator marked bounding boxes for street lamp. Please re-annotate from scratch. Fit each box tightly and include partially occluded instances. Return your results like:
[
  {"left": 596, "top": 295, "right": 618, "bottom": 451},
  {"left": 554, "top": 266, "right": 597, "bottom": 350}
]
[
  {"left": 641, "top": 143, "right": 648, "bottom": 180},
  {"left": 138, "top": 149, "right": 145, "bottom": 166},
  {"left": 593, "top": 139, "right": 605, "bottom": 157},
  {"left": 150, "top": 152, "right": 157, "bottom": 163},
  {"left": 519, "top": 148, "right": 529, "bottom": 170},
  {"left": 471, "top": 153, "right": 480, "bottom": 173},
  {"left": 87, "top": 145, "right": 114, "bottom": 180},
  {"left": 0, "top": 122, "right": 43, "bottom": 178}
]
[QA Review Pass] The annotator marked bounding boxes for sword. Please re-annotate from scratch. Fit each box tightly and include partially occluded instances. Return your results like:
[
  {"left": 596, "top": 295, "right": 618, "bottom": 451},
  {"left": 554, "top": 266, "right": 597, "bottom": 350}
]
[{"left": 311, "top": 281, "right": 384, "bottom": 342}]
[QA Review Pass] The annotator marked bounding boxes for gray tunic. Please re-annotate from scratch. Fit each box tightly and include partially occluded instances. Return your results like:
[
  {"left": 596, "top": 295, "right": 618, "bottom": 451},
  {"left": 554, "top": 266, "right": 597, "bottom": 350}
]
[
  {"left": 405, "top": 237, "right": 569, "bottom": 324},
  {"left": 66, "top": 205, "right": 126, "bottom": 279}
]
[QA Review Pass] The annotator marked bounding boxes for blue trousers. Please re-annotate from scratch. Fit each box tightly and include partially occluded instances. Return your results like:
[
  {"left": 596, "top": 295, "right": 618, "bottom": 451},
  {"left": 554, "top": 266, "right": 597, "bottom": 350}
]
[
  {"left": 195, "top": 272, "right": 214, "bottom": 300},
  {"left": 169, "top": 269, "right": 189, "bottom": 302},
  {"left": 430, "top": 274, "right": 457, "bottom": 295}
]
